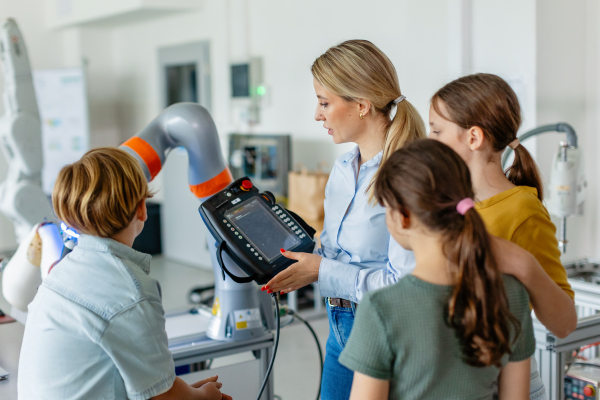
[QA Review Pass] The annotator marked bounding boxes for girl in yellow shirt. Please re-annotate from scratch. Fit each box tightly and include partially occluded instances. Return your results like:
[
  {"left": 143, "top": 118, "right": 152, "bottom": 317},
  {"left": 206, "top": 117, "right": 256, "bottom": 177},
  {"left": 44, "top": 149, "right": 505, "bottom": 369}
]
[{"left": 428, "top": 73, "right": 577, "bottom": 399}]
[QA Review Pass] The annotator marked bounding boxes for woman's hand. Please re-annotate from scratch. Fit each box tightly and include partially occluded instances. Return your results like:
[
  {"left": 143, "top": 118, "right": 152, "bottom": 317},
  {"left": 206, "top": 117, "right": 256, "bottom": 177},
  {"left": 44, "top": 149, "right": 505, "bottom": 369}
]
[{"left": 262, "top": 249, "right": 322, "bottom": 294}]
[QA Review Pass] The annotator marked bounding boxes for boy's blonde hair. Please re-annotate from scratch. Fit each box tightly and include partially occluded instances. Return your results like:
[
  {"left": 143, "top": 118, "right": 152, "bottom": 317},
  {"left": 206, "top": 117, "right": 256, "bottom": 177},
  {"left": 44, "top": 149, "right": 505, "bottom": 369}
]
[{"left": 52, "top": 147, "right": 153, "bottom": 237}]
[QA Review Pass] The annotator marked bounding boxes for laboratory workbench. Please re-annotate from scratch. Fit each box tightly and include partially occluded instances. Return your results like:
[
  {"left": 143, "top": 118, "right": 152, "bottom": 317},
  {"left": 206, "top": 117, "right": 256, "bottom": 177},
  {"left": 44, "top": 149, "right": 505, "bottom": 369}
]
[{"left": 0, "top": 321, "right": 24, "bottom": 399}]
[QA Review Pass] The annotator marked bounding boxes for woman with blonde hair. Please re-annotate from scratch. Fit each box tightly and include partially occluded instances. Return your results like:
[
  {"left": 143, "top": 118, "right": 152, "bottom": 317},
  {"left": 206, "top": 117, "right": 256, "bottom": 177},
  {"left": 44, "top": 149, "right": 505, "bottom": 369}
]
[{"left": 263, "top": 40, "right": 426, "bottom": 399}]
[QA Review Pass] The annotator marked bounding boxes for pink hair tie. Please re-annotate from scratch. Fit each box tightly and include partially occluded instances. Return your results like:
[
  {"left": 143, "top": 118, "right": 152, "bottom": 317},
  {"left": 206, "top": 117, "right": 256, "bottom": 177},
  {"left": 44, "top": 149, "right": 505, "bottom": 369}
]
[{"left": 456, "top": 198, "right": 475, "bottom": 215}]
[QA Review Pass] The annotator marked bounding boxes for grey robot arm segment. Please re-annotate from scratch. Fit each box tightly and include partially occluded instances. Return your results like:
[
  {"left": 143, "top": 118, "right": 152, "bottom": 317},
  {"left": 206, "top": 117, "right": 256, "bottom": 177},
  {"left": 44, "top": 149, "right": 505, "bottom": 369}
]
[{"left": 119, "top": 102, "right": 233, "bottom": 200}]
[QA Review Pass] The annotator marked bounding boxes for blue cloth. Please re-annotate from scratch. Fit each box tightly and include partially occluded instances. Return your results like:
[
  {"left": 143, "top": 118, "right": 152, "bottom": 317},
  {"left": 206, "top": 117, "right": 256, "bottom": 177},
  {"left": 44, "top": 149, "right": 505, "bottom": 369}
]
[
  {"left": 316, "top": 146, "right": 416, "bottom": 303},
  {"left": 18, "top": 235, "right": 175, "bottom": 400},
  {"left": 321, "top": 301, "right": 357, "bottom": 400}
]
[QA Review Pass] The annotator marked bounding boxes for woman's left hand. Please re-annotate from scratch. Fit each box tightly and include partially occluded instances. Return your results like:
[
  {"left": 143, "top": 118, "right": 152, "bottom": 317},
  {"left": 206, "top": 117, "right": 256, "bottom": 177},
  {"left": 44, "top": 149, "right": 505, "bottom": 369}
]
[{"left": 262, "top": 249, "right": 322, "bottom": 294}]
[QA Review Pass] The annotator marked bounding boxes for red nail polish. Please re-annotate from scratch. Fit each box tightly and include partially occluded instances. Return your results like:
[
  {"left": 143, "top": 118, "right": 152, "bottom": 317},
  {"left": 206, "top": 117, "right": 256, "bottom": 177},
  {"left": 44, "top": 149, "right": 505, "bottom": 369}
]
[
  {"left": 280, "top": 248, "right": 285, "bottom": 252},
  {"left": 261, "top": 287, "right": 265, "bottom": 291},
  {"left": 280, "top": 291, "right": 284, "bottom": 295},
  {"left": 267, "top": 290, "right": 272, "bottom": 294},
  {"left": 265, "top": 285, "right": 269, "bottom": 290}
]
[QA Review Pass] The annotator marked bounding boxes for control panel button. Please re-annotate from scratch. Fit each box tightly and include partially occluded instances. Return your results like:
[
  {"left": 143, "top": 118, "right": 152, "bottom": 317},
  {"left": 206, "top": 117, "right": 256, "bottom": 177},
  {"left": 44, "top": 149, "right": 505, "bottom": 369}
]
[
  {"left": 227, "top": 224, "right": 231, "bottom": 227},
  {"left": 276, "top": 210, "right": 282, "bottom": 214},
  {"left": 238, "top": 235, "right": 242, "bottom": 239},
  {"left": 242, "top": 180, "right": 253, "bottom": 190},
  {"left": 259, "top": 257, "right": 263, "bottom": 260},
  {"left": 226, "top": 192, "right": 232, "bottom": 197},
  {"left": 273, "top": 206, "right": 279, "bottom": 210},
  {"left": 250, "top": 248, "right": 255, "bottom": 252},
  {"left": 231, "top": 228, "right": 235, "bottom": 231},
  {"left": 254, "top": 252, "right": 259, "bottom": 256},
  {"left": 279, "top": 214, "right": 284, "bottom": 219},
  {"left": 246, "top": 244, "right": 251, "bottom": 247},
  {"left": 584, "top": 385, "right": 595, "bottom": 397},
  {"left": 223, "top": 219, "right": 227, "bottom": 223},
  {"left": 284, "top": 218, "right": 290, "bottom": 222},
  {"left": 234, "top": 231, "right": 239, "bottom": 235}
]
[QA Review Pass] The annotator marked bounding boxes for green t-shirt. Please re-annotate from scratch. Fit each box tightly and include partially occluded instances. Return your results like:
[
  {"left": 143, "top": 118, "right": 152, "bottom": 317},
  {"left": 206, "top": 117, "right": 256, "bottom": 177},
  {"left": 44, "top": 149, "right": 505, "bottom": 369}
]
[{"left": 339, "top": 274, "right": 535, "bottom": 400}]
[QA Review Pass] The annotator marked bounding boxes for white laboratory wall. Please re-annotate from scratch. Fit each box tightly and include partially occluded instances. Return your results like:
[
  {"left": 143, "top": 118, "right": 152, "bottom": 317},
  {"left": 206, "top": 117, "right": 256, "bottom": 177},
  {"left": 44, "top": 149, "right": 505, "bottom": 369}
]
[
  {"left": 0, "top": 0, "right": 599, "bottom": 264},
  {"left": 107, "top": 0, "right": 463, "bottom": 266},
  {"left": 471, "top": 0, "right": 538, "bottom": 132}
]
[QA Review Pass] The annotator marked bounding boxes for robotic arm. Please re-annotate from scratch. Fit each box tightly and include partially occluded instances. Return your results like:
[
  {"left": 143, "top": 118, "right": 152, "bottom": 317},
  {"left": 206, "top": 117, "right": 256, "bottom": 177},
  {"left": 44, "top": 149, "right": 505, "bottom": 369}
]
[
  {"left": 0, "top": 19, "right": 273, "bottom": 342},
  {"left": 0, "top": 19, "right": 61, "bottom": 314},
  {"left": 0, "top": 19, "right": 56, "bottom": 242},
  {"left": 120, "top": 103, "right": 274, "bottom": 341}
]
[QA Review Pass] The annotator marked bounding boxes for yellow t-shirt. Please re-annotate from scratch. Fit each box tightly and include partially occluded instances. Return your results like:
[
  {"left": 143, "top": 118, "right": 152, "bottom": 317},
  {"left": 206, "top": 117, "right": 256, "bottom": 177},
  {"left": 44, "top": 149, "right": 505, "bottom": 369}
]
[{"left": 476, "top": 186, "right": 574, "bottom": 300}]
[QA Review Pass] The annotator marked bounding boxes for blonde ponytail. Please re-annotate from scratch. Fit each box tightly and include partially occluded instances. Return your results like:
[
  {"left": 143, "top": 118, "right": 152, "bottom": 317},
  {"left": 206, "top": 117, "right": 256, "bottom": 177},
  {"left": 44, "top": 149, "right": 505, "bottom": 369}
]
[{"left": 372, "top": 99, "right": 426, "bottom": 202}]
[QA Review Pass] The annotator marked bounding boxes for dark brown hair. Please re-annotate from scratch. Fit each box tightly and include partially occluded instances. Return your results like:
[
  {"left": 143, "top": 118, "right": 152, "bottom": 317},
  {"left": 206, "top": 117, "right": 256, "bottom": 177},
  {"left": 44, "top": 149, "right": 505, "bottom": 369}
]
[
  {"left": 53, "top": 147, "right": 153, "bottom": 237},
  {"left": 375, "top": 139, "right": 520, "bottom": 367},
  {"left": 431, "top": 73, "right": 544, "bottom": 200}
]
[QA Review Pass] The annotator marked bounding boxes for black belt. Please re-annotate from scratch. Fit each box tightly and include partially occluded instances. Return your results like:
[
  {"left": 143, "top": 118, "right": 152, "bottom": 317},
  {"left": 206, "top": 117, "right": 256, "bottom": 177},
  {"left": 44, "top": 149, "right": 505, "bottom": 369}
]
[{"left": 328, "top": 297, "right": 355, "bottom": 308}]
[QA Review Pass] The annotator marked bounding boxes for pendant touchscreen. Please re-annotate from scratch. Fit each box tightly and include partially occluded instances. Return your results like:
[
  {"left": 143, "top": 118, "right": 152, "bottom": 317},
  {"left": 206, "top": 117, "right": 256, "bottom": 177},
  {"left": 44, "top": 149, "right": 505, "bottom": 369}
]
[
  {"left": 225, "top": 198, "right": 300, "bottom": 262},
  {"left": 200, "top": 177, "right": 316, "bottom": 284}
]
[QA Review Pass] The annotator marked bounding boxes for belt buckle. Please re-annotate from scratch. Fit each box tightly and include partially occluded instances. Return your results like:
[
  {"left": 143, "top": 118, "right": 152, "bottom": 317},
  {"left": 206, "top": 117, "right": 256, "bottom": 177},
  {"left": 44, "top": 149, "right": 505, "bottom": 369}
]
[{"left": 327, "top": 297, "right": 338, "bottom": 308}]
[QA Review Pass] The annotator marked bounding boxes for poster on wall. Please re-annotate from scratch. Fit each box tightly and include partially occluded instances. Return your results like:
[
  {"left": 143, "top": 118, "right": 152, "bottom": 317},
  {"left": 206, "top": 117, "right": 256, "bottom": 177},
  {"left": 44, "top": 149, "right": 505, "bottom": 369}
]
[{"left": 32, "top": 67, "right": 90, "bottom": 195}]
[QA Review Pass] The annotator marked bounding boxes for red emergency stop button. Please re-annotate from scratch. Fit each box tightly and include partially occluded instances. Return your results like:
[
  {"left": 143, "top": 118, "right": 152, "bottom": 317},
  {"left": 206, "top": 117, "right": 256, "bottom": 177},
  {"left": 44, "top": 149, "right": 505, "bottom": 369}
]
[
  {"left": 241, "top": 180, "right": 252, "bottom": 190},
  {"left": 584, "top": 385, "right": 595, "bottom": 397}
]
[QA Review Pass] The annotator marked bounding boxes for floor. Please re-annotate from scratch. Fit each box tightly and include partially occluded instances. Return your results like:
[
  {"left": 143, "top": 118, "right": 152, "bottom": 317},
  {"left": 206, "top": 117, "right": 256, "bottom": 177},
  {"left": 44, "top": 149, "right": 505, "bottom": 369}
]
[{"left": 0, "top": 256, "right": 330, "bottom": 400}]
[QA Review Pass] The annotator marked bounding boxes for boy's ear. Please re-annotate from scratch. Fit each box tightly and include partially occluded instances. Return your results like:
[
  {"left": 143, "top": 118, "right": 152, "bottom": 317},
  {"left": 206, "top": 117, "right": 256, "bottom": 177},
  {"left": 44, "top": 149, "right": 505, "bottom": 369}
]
[{"left": 137, "top": 199, "right": 148, "bottom": 222}]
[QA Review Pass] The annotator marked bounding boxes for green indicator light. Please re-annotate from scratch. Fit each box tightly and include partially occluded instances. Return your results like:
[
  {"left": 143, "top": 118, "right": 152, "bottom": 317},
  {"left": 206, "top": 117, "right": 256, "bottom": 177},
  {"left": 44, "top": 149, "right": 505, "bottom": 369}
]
[{"left": 256, "top": 86, "right": 266, "bottom": 96}]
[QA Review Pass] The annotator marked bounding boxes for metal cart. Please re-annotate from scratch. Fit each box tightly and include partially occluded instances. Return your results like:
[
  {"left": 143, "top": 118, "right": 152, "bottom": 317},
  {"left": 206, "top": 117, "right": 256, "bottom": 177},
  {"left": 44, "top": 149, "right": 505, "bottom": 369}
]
[{"left": 537, "top": 260, "right": 600, "bottom": 399}]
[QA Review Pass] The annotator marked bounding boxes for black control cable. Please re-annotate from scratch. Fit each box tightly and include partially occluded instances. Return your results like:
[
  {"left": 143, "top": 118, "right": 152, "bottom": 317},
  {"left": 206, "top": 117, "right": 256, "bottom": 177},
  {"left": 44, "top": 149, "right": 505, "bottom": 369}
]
[
  {"left": 288, "top": 308, "right": 323, "bottom": 400},
  {"left": 256, "top": 293, "right": 281, "bottom": 400}
]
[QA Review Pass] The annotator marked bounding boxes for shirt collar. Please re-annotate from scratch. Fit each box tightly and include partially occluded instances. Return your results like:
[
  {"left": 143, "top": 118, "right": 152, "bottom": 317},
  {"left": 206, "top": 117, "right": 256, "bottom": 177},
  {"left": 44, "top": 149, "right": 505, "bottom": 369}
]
[
  {"left": 76, "top": 234, "right": 152, "bottom": 274},
  {"left": 341, "top": 146, "right": 384, "bottom": 167}
]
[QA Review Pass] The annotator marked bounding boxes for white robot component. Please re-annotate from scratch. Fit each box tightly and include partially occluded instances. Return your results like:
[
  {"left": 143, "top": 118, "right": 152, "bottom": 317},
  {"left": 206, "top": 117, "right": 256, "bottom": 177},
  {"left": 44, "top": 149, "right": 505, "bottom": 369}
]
[
  {"left": 502, "top": 123, "right": 585, "bottom": 253},
  {"left": 0, "top": 19, "right": 55, "bottom": 242},
  {"left": 2, "top": 223, "right": 62, "bottom": 311},
  {"left": 0, "top": 19, "right": 62, "bottom": 314},
  {"left": 546, "top": 143, "right": 586, "bottom": 218}
]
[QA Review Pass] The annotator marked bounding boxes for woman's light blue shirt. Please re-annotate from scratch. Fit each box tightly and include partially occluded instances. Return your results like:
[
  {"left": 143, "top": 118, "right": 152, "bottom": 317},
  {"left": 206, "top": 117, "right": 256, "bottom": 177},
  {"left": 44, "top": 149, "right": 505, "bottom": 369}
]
[{"left": 316, "top": 146, "right": 416, "bottom": 303}]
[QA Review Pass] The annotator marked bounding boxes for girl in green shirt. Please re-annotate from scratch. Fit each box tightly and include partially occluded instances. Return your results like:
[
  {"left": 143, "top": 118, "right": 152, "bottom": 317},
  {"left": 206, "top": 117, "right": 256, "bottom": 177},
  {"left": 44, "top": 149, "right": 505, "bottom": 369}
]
[{"left": 339, "top": 139, "right": 535, "bottom": 400}]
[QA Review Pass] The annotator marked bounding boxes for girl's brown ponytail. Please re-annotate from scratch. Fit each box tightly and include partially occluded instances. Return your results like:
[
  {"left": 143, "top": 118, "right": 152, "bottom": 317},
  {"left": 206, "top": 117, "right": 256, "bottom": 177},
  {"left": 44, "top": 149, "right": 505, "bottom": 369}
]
[
  {"left": 446, "top": 208, "right": 520, "bottom": 367},
  {"left": 506, "top": 143, "right": 544, "bottom": 200},
  {"left": 431, "top": 73, "right": 544, "bottom": 200},
  {"left": 375, "top": 139, "right": 521, "bottom": 367}
]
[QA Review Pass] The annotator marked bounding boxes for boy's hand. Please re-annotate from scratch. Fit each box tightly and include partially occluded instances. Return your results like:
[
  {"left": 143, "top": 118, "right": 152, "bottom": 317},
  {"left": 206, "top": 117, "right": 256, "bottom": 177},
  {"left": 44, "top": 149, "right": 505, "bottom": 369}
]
[
  {"left": 191, "top": 375, "right": 220, "bottom": 389},
  {"left": 192, "top": 375, "right": 233, "bottom": 400},
  {"left": 197, "top": 382, "right": 223, "bottom": 400}
]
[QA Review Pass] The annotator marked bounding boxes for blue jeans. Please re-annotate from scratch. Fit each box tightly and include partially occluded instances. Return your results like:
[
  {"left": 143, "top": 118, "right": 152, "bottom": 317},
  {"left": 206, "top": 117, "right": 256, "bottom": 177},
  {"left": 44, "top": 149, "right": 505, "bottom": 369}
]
[{"left": 321, "top": 300, "right": 357, "bottom": 400}]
